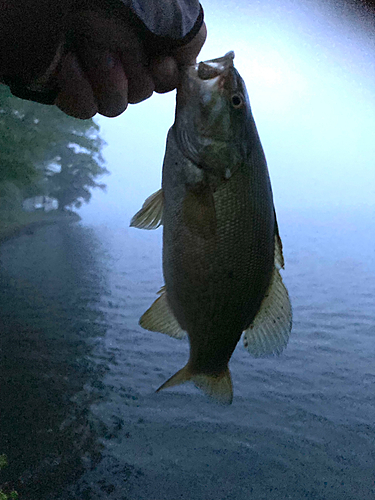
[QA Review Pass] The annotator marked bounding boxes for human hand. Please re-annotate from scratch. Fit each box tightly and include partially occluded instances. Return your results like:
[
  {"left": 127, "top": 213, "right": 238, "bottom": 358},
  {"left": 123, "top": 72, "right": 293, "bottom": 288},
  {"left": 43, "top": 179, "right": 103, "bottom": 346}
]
[{"left": 52, "top": 10, "right": 207, "bottom": 119}]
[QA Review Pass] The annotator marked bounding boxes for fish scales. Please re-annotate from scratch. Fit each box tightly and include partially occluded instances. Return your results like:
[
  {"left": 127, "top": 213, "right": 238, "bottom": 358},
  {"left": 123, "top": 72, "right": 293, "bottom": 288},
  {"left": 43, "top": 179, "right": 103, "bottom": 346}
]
[
  {"left": 131, "top": 52, "right": 292, "bottom": 404},
  {"left": 162, "top": 131, "right": 274, "bottom": 366}
]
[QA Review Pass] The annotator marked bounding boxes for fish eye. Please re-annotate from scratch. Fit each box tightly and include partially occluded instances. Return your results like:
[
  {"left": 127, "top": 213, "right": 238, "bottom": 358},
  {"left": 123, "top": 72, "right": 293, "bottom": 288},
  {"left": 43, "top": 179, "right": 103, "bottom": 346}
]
[{"left": 231, "top": 94, "right": 243, "bottom": 108}]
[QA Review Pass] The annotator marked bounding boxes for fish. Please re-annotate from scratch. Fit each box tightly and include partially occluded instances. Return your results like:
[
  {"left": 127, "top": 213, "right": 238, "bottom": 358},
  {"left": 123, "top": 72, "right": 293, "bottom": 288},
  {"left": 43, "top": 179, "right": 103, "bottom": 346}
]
[{"left": 130, "top": 51, "right": 292, "bottom": 404}]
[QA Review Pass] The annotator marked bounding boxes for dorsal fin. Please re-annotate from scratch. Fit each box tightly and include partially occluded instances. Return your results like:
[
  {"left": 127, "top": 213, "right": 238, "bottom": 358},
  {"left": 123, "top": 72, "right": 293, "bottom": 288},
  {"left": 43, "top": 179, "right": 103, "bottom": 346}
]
[
  {"left": 243, "top": 267, "right": 292, "bottom": 357},
  {"left": 243, "top": 222, "right": 292, "bottom": 357},
  {"left": 274, "top": 209, "right": 285, "bottom": 269}
]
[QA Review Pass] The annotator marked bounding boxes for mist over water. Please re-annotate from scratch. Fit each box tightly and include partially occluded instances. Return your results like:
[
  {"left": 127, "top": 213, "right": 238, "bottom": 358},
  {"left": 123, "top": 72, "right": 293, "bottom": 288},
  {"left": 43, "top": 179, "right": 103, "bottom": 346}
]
[
  {"left": 80, "top": 0, "right": 375, "bottom": 224},
  {"left": 0, "top": 212, "right": 374, "bottom": 498},
  {"left": 1, "top": 0, "right": 375, "bottom": 498}
]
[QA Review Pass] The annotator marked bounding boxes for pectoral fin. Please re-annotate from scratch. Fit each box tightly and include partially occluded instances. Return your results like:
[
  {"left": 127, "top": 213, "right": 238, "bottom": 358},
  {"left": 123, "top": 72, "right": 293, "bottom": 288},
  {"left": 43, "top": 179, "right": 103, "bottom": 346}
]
[
  {"left": 182, "top": 183, "right": 216, "bottom": 239},
  {"left": 130, "top": 189, "right": 163, "bottom": 229},
  {"left": 243, "top": 230, "right": 292, "bottom": 357},
  {"left": 140, "top": 287, "right": 186, "bottom": 340}
]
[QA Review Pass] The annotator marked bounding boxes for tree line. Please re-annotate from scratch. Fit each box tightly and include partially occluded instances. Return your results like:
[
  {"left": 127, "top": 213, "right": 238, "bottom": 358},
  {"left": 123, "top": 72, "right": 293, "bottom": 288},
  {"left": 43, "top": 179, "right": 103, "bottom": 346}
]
[{"left": 0, "top": 85, "right": 108, "bottom": 216}]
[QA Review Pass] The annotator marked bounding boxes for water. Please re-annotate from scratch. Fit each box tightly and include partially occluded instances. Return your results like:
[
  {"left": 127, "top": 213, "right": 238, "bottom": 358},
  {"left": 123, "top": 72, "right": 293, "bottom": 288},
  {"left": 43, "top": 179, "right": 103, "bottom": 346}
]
[{"left": 0, "top": 210, "right": 374, "bottom": 499}]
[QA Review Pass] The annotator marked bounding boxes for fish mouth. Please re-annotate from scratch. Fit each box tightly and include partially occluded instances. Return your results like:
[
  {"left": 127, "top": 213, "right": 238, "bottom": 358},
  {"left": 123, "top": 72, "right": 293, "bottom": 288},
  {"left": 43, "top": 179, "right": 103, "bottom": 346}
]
[
  {"left": 174, "top": 51, "right": 237, "bottom": 169},
  {"left": 196, "top": 51, "right": 235, "bottom": 81}
]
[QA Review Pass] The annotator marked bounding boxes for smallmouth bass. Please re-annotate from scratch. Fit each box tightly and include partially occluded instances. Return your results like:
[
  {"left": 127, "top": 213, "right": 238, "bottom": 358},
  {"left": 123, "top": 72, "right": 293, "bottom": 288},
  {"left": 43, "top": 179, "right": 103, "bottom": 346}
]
[{"left": 131, "top": 52, "right": 292, "bottom": 404}]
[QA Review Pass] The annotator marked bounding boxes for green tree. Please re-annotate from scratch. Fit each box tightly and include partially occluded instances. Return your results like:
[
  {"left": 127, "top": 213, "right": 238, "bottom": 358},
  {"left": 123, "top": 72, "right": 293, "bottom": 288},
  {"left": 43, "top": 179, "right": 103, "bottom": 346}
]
[
  {"left": 46, "top": 143, "right": 108, "bottom": 211},
  {"left": 0, "top": 86, "right": 107, "bottom": 210},
  {"left": 0, "top": 87, "right": 45, "bottom": 188},
  {"left": 0, "top": 455, "right": 18, "bottom": 500}
]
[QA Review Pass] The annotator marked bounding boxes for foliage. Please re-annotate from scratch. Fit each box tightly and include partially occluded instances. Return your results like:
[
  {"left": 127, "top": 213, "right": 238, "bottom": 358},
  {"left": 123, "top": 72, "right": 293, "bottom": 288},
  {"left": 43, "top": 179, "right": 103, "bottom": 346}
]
[
  {"left": 0, "top": 455, "right": 18, "bottom": 500},
  {"left": 0, "top": 182, "right": 23, "bottom": 223},
  {"left": 0, "top": 491, "right": 18, "bottom": 500},
  {"left": 0, "top": 85, "right": 108, "bottom": 210},
  {"left": 0, "top": 182, "right": 22, "bottom": 210},
  {"left": 47, "top": 146, "right": 107, "bottom": 210},
  {"left": 0, "top": 456, "right": 7, "bottom": 470}
]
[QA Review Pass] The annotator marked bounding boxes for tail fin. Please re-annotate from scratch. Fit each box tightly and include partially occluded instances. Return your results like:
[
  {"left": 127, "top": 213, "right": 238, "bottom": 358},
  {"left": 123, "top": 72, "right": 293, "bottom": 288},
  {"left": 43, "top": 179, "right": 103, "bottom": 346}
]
[{"left": 156, "top": 365, "right": 233, "bottom": 405}]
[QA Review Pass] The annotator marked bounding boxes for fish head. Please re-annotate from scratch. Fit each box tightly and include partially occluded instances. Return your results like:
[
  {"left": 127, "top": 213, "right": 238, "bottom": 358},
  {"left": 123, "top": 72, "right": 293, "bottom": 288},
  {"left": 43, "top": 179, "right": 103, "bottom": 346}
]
[{"left": 175, "top": 51, "right": 252, "bottom": 179}]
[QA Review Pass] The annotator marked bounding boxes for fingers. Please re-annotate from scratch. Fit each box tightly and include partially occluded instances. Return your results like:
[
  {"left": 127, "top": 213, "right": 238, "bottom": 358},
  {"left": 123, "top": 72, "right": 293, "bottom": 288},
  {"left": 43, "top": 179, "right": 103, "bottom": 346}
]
[
  {"left": 55, "top": 53, "right": 98, "bottom": 119},
  {"left": 74, "top": 11, "right": 154, "bottom": 105},
  {"left": 151, "top": 22, "right": 207, "bottom": 94},
  {"left": 174, "top": 23, "right": 207, "bottom": 66},
  {"left": 54, "top": 14, "right": 207, "bottom": 119},
  {"left": 151, "top": 56, "right": 179, "bottom": 94},
  {"left": 78, "top": 42, "right": 129, "bottom": 117},
  {"left": 61, "top": 11, "right": 154, "bottom": 117},
  {"left": 117, "top": 46, "right": 154, "bottom": 104}
]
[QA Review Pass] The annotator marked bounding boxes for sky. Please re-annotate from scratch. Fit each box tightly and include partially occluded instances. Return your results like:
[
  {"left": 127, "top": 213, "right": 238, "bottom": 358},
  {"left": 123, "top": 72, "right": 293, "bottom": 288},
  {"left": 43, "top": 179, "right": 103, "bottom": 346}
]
[{"left": 79, "top": 0, "right": 375, "bottom": 225}]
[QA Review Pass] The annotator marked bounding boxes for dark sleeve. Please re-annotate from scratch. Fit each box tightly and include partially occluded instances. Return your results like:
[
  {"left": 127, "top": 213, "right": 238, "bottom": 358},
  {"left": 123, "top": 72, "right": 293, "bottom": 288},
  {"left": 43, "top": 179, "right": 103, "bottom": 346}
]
[
  {"left": 2, "top": 0, "right": 204, "bottom": 104},
  {"left": 124, "top": 0, "right": 204, "bottom": 45}
]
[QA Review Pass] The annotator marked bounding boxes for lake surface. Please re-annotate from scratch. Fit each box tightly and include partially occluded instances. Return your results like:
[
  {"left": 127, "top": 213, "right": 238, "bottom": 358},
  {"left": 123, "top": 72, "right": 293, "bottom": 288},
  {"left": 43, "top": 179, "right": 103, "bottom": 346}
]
[{"left": 0, "top": 209, "right": 374, "bottom": 499}]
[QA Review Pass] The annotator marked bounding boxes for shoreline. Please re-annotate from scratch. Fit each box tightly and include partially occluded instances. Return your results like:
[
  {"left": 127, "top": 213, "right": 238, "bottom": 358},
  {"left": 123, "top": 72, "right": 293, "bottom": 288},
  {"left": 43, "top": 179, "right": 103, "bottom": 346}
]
[{"left": 0, "top": 210, "right": 81, "bottom": 245}]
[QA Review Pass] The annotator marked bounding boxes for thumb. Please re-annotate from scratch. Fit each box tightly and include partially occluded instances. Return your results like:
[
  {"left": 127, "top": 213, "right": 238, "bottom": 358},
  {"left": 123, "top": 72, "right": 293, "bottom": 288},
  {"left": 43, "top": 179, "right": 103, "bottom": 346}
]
[{"left": 173, "top": 23, "right": 207, "bottom": 66}]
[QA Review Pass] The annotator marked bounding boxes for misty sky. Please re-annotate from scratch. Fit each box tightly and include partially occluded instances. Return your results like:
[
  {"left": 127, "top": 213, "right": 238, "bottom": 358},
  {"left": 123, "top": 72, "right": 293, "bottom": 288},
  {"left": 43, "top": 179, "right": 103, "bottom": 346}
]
[{"left": 79, "top": 0, "right": 375, "bottom": 225}]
